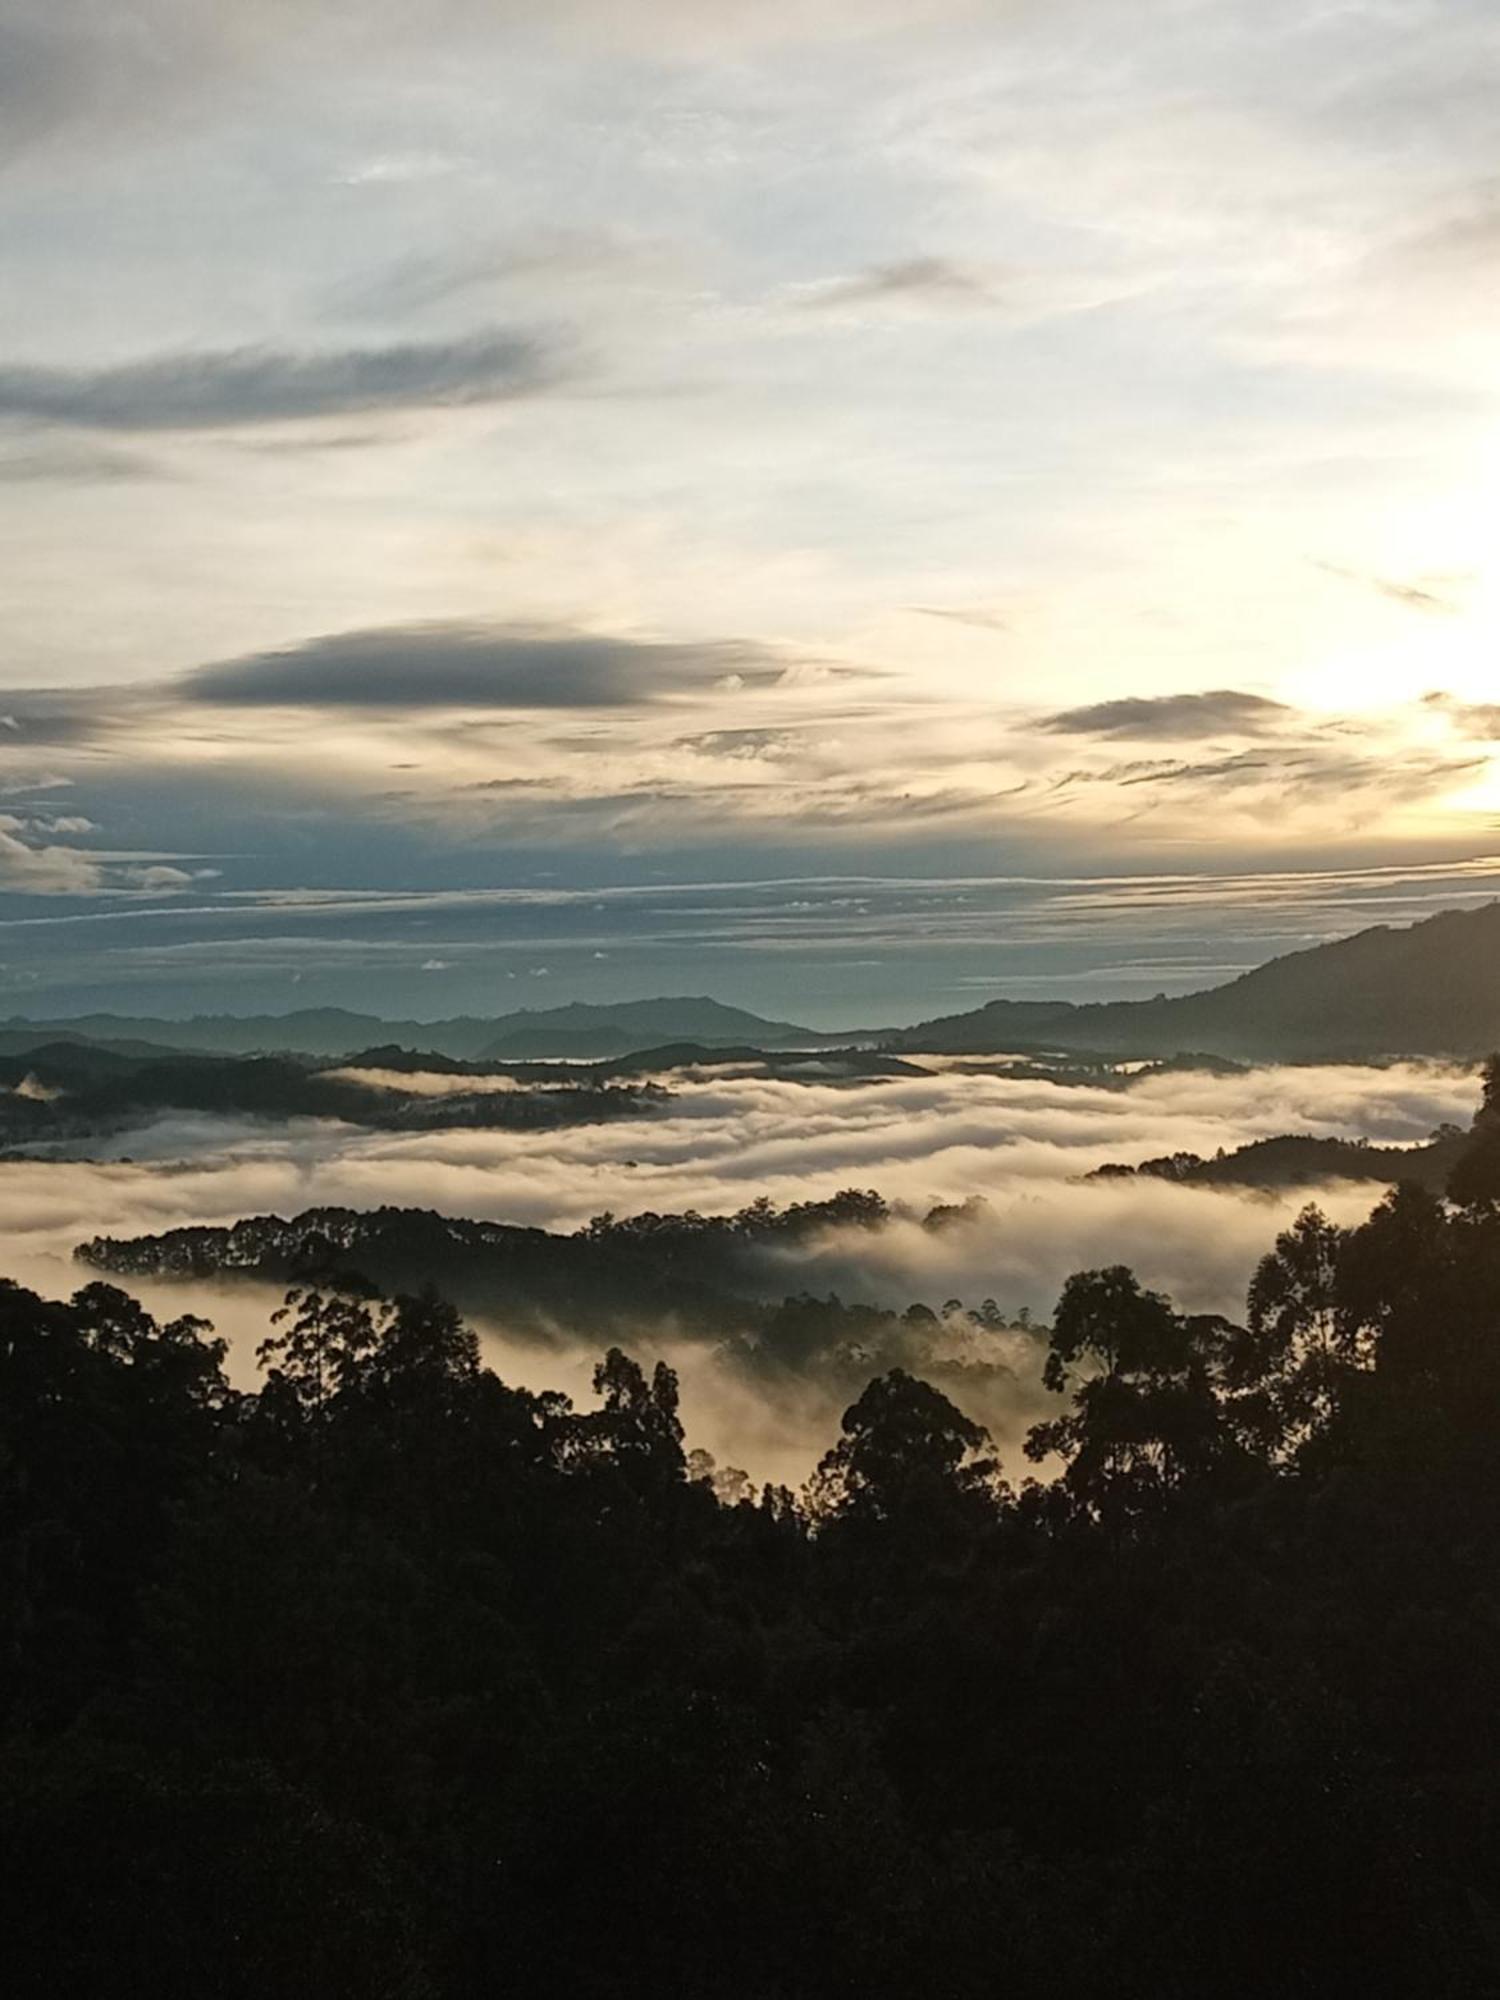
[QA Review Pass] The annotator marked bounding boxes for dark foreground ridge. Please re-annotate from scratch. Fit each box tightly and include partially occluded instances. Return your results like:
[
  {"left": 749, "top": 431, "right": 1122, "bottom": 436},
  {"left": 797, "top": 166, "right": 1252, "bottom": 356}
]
[
  {"left": 6, "top": 1064, "right": 1500, "bottom": 1994},
  {"left": 9, "top": 1139, "right": 1500, "bottom": 1993}
]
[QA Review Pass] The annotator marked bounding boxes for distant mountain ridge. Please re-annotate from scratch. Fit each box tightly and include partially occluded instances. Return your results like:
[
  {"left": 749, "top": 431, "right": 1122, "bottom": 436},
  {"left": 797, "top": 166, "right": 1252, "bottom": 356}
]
[
  {"left": 0, "top": 996, "right": 839, "bottom": 1063},
  {"left": 476, "top": 998, "right": 824, "bottom": 1059},
  {"left": 6, "top": 902, "right": 1500, "bottom": 1064},
  {"left": 887, "top": 902, "right": 1500, "bottom": 1060}
]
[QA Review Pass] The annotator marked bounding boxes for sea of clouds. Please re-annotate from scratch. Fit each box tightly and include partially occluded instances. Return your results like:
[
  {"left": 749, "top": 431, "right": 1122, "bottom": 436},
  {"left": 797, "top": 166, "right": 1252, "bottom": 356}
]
[{"left": 0, "top": 1059, "right": 1479, "bottom": 1484}]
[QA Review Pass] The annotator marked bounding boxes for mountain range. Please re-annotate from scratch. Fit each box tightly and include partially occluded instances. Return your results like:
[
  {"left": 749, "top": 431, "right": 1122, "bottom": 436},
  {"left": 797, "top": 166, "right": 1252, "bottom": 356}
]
[
  {"left": 4, "top": 901, "right": 1499, "bottom": 1064},
  {"left": 0, "top": 996, "right": 835, "bottom": 1063},
  {"left": 887, "top": 902, "right": 1500, "bottom": 1060}
]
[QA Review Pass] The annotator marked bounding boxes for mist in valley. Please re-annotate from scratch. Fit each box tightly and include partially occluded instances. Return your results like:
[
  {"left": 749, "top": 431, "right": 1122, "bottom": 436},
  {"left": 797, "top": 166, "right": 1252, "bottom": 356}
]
[{"left": 3, "top": 1058, "right": 1475, "bottom": 1485}]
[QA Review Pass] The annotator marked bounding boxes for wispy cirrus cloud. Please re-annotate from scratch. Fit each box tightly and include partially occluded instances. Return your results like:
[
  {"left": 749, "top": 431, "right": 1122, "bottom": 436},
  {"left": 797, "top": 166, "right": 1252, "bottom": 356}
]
[
  {"left": 909, "top": 604, "right": 1012, "bottom": 632},
  {"left": 1313, "top": 560, "right": 1460, "bottom": 615},
  {"left": 330, "top": 229, "right": 661, "bottom": 319},
  {"left": 1110, "top": 746, "right": 1484, "bottom": 806}
]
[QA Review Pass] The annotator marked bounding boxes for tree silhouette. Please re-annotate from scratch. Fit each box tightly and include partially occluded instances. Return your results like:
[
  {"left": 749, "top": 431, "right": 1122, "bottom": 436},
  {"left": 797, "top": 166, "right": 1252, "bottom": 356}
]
[
  {"left": 810, "top": 1368, "right": 1001, "bottom": 1532},
  {"left": 1024, "top": 1265, "right": 1252, "bottom": 1529}
]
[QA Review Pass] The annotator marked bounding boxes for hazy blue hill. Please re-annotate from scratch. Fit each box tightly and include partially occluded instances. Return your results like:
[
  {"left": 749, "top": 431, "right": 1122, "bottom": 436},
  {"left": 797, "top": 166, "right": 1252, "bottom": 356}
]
[
  {"left": 0, "top": 1008, "right": 469, "bottom": 1059},
  {"left": 9, "top": 901, "right": 1500, "bottom": 1065},
  {"left": 0, "top": 1027, "right": 193, "bottom": 1061},
  {"left": 890, "top": 902, "right": 1500, "bottom": 1060},
  {"left": 476, "top": 996, "right": 822, "bottom": 1058},
  {"left": 0, "top": 997, "right": 827, "bottom": 1062}
]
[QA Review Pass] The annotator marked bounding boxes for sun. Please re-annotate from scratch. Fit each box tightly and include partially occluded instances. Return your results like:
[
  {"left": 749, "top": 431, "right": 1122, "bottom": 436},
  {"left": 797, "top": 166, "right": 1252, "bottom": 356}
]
[{"left": 1290, "top": 567, "right": 1500, "bottom": 717}]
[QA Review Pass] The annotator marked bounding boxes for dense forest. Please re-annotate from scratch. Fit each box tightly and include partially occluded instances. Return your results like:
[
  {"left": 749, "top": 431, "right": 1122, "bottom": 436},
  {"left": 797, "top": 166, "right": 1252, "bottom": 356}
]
[
  {"left": 78, "top": 1190, "right": 1043, "bottom": 1430},
  {"left": 8, "top": 1069, "right": 1500, "bottom": 1993},
  {"left": 81, "top": 1189, "right": 917, "bottom": 1342}
]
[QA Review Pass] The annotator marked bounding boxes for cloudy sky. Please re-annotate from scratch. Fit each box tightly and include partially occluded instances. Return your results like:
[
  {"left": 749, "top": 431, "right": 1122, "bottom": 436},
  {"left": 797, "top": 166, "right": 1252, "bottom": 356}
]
[{"left": 3, "top": 0, "right": 1500, "bottom": 1021}]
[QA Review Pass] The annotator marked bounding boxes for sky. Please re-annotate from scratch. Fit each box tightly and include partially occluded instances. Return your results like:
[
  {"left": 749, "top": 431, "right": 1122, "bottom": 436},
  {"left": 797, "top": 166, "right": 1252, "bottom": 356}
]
[{"left": 3, "top": 0, "right": 1500, "bottom": 1022}]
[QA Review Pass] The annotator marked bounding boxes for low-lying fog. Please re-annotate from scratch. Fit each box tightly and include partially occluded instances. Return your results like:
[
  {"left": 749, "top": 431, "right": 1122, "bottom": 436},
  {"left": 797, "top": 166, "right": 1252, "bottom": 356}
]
[{"left": 0, "top": 1060, "right": 1477, "bottom": 1486}]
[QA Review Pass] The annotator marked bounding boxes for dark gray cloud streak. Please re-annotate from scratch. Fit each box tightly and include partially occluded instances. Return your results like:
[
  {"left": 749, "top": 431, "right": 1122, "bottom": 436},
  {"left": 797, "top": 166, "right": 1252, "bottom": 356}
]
[
  {"left": 1314, "top": 561, "right": 1456, "bottom": 615},
  {"left": 910, "top": 603, "right": 1011, "bottom": 631},
  {"left": 1041, "top": 690, "right": 1290, "bottom": 739},
  {"left": 806, "top": 257, "right": 999, "bottom": 310},
  {"left": 0, "top": 688, "right": 125, "bottom": 748},
  {"left": 0, "top": 332, "right": 570, "bottom": 431},
  {"left": 184, "top": 623, "right": 787, "bottom": 709}
]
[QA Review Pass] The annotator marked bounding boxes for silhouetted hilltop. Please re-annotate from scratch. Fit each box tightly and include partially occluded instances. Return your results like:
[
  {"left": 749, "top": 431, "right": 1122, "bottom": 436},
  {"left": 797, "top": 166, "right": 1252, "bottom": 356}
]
[
  {"left": 1089, "top": 1127, "right": 1469, "bottom": 1192},
  {"left": 476, "top": 997, "right": 824, "bottom": 1059},
  {"left": 76, "top": 1190, "right": 904, "bottom": 1347},
  {"left": 890, "top": 902, "right": 1500, "bottom": 1059}
]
